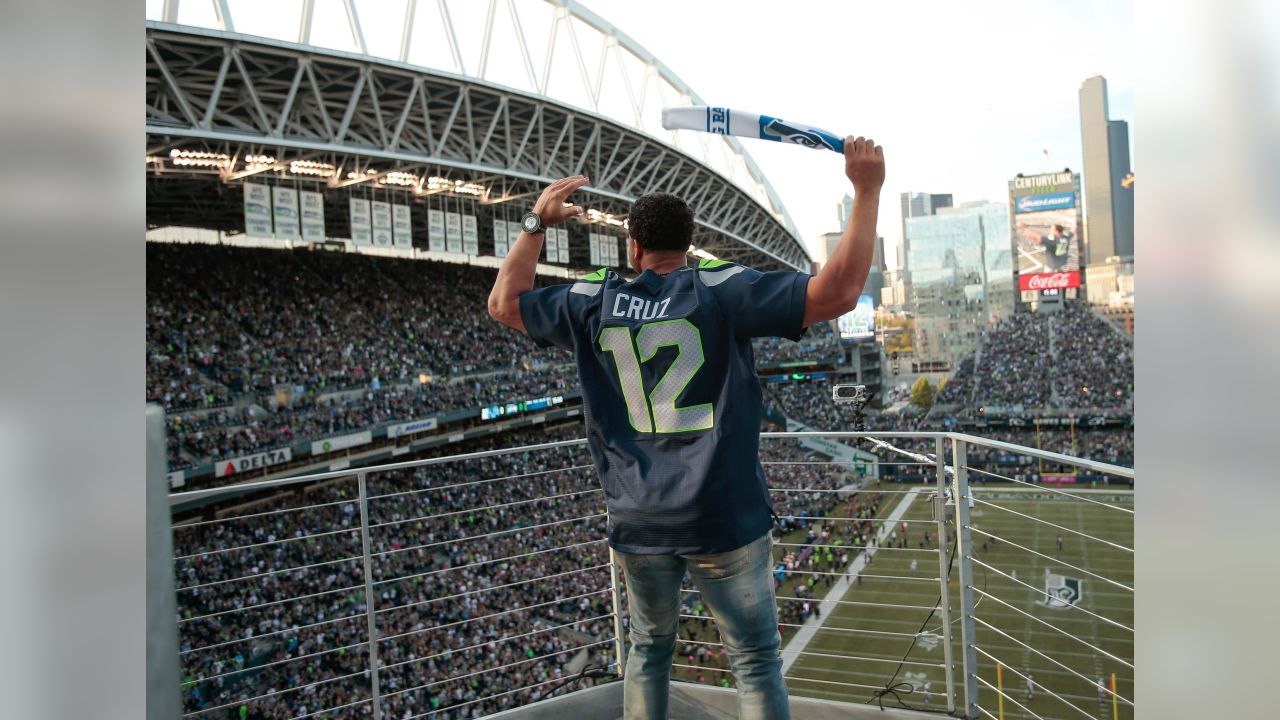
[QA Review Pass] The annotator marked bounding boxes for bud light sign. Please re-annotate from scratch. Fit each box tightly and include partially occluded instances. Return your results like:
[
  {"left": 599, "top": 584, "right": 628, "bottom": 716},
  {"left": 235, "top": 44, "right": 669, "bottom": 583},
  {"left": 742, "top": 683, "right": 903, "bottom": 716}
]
[{"left": 1015, "top": 191, "right": 1075, "bottom": 214}]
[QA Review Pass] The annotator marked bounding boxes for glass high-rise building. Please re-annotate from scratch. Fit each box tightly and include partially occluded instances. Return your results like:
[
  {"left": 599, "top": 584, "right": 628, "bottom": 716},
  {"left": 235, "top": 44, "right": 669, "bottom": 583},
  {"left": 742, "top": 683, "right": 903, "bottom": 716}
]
[
  {"left": 899, "top": 191, "right": 954, "bottom": 271},
  {"left": 904, "top": 201, "right": 1014, "bottom": 370}
]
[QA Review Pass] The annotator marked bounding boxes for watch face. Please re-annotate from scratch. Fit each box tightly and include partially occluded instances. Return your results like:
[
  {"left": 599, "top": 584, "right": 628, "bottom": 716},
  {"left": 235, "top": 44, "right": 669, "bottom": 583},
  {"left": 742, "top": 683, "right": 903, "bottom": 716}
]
[{"left": 522, "top": 213, "right": 540, "bottom": 233}]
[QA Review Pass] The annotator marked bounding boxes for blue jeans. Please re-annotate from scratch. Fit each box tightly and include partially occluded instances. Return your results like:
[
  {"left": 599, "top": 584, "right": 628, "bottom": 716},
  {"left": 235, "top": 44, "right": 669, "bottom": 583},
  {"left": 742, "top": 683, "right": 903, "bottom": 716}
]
[{"left": 613, "top": 532, "right": 790, "bottom": 720}]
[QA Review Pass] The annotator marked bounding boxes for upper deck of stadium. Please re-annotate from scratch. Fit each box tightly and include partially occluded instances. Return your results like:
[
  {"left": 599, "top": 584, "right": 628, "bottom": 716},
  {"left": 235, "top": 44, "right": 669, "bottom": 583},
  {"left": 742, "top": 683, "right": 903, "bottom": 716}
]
[{"left": 145, "top": 0, "right": 811, "bottom": 271}]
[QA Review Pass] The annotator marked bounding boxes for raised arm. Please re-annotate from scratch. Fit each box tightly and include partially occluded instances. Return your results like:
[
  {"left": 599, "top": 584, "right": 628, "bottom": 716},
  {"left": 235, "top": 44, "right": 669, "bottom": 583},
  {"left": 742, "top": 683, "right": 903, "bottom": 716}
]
[
  {"left": 802, "top": 137, "right": 885, "bottom": 327},
  {"left": 487, "top": 175, "right": 589, "bottom": 333}
]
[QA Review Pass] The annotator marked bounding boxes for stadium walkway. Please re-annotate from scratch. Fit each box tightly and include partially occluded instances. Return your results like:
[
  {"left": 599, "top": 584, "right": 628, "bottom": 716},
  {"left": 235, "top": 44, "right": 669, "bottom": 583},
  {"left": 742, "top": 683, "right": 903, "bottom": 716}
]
[{"left": 486, "top": 680, "right": 944, "bottom": 720}]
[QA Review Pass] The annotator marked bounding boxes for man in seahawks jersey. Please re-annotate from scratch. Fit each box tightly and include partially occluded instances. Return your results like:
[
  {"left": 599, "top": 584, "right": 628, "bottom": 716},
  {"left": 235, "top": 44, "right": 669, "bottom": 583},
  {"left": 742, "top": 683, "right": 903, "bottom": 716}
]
[{"left": 489, "top": 137, "right": 885, "bottom": 720}]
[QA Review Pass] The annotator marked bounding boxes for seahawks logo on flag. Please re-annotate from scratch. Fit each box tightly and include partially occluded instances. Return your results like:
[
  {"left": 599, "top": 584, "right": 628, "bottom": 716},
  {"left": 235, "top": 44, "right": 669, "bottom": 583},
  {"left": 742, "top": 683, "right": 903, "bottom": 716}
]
[
  {"left": 761, "top": 118, "right": 843, "bottom": 152},
  {"left": 1043, "top": 573, "right": 1083, "bottom": 609}
]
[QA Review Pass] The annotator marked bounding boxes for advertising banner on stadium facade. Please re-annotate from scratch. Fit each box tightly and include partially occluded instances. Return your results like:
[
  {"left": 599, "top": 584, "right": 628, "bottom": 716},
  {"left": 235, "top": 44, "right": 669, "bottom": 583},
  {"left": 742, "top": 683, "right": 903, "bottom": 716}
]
[
  {"left": 445, "top": 211, "right": 463, "bottom": 253},
  {"left": 301, "top": 191, "right": 325, "bottom": 242},
  {"left": 272, "top": 186, "right": 301, "bottom": 240},
  {"left": 784, "top": 418, "right": 879, "bottom": 477},
  {"left": 493, "top": 219, "right": 509, "bottom": 257},
  {"left": 214, "top": 448, "right": 293, "bottom": 478},
  {"left": 427, "top": 208, "right": 445, "bottom": 252},
  {"left": 311, "top": 430, "right": 373, "bottom": 455},
  {"left": 1010, "top": 172, "right": 1081, "bottom": 291},
  {"left": 243, "top": 182, "right": 274, "bottom": 237},
  {"left": 349, "top": 197, "right": 372, "bottom": 245},
  {"left": 388, "top": 417, "right": 439, "bottom": 438},
  {"left": 838, "top": 294, "right": 876, "bottom": 341},
  {"left": 462, "top": 214, "right": 479, "bottom": 255},
  {"left": 371, "top": 201, "right": 393, "bottom": 247},
  {"left": 556, "top": 228, "right": 570, "bottom": 263},
  {"left": 392, "top": 204, "right": 412, "bottom": 248}
]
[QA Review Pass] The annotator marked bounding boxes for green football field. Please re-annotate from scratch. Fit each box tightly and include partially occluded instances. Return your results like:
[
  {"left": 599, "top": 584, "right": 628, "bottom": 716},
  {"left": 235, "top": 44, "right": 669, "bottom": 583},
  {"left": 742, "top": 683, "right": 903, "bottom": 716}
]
[{"left": 674, "top": 482, "right": 1135, "bottom": 720}]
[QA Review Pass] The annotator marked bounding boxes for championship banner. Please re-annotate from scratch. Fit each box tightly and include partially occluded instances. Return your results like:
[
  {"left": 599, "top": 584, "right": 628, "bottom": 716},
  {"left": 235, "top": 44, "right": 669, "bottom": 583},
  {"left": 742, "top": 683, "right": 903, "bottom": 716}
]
[
  {"left": 544, "top": 227, "right": 559, "bottom": 263},
  {"left": 1010, "top": 172, "right": 1081, "bottom": 291},
  {"left": 493, "top": 219, "right": 509, "bottom": 257},
  {"left": 214, "top": 448, "right": 293, "bottom": 478},
  {"left": 462, "top": 214, "right": 479, "bottom": 255},
  {"left": 445, "top": 211, "right": 463, "bottom": 253},
  {"left": 371, "top": 201, "right": 393, "bottom": 247},
  {"left": 243, "top": 182, "right": 274, "bottom": 237},
  {"left": 272, "top": 186, "right": 300, "bottom": 240},
  {"left": 607, "top": 237, "right": 618, "bottom": 267},
  {"left": 589, "top": 233, "right": 600, "bottom": 265},
  {"left": 427, "top": 208, "right": 445, "bottom": 252},
  {"left": 506, "top": 221, "right": 521, "bottom": 257},
  {"left": 556, "top": 228, "right": 570, "bottom": 263},
  {"left": 349, "top": 197, "right": 372, "bottom": 245},
  {"left": 311, "top": 429, "right": 373, "bottom": 455},
  {"left": 392, "top": 204, "right": 412, "bottom": 248},
  {"left": 388, "top": 417, "right": 438, "bottom": 438},
  {"left": 301, "top": 191, "right": 326, "bottom": 242}
]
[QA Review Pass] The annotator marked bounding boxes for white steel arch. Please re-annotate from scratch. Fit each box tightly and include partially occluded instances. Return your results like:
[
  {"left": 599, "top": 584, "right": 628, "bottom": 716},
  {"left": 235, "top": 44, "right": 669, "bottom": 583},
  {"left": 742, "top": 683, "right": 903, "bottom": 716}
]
[{"left": 148, "top": 0, "right": 808, "bottom": 261}]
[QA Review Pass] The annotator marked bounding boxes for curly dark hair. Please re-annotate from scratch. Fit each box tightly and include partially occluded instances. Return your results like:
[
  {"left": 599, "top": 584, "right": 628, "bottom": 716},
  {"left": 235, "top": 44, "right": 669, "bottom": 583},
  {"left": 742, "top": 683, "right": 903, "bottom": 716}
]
[{"left": 627, "top": 192, "right": 694, "bottom": 252}]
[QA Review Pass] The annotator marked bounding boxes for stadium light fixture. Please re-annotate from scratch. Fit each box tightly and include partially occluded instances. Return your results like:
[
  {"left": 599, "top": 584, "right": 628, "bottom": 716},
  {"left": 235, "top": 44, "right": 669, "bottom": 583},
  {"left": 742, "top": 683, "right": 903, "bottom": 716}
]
[
  {"left": 169, "top": 149, "right": 232, "bottom": 169},
  {"left": 422, "top": 176, "right": 487, "bottom": 198},
  {"left": 289, "top": 160, "right": 336, "bottom": 178},
  {"left": 380, "top": 171, "right": 420, "bottom": 187}
]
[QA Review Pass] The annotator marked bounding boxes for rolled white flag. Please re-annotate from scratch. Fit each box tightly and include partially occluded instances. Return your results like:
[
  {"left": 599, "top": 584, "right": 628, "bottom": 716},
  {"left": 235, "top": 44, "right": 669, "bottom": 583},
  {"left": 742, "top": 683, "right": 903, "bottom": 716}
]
[{"left": 661, "top": 105, "right": 847, "bottom": 154}]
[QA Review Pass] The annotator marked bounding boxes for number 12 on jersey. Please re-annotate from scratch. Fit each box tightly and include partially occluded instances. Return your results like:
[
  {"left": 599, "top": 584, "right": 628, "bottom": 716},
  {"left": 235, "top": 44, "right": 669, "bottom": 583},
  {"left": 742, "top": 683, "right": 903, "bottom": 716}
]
[{"left": 599, "top": 318, "right": 714, "bottom": 433}]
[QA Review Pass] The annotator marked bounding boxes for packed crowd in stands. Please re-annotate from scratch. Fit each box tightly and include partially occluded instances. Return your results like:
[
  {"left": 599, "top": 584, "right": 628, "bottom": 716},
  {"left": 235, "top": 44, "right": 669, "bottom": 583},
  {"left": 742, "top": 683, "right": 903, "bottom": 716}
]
[
  {"left": 165, "top": 366, "right": 579, "bottom": 469},
  {"left": 156, "top": 243, "right": 1136, "bottom": 718},
  {"left": 752, "top": 331, "right": 842, "bottom": 367},
  {"left": 764, "top": 379, "right": 1133, "bottom": 468},
  {"left": 1048, "top": 303, "right": 1133, "bottom": 409},
  {"left": 970, "top": 312, "right": 1052, "bottom": 408},
  {"left": 150, "top": 244, "right": 839, "bottom": 470},
  {"left": 961, "top": 304, "right": 1133, "bottom": 411},
  {"left": 173, "top": 423, "right": 878, "bottom": 719}
]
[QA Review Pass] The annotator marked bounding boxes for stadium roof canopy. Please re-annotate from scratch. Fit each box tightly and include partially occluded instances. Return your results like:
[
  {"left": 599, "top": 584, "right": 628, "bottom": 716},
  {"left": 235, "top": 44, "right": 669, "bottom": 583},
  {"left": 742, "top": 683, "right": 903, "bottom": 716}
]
[{"left": 145, "top": 0, "right": 812, "bottom": 271}]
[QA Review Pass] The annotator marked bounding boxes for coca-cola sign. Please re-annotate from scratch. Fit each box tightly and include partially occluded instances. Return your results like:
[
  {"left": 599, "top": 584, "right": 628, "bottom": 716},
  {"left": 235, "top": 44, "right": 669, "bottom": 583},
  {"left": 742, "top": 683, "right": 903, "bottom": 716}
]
[{"left": 1019, "top": 271, "right": 1079, "bottom": 291}]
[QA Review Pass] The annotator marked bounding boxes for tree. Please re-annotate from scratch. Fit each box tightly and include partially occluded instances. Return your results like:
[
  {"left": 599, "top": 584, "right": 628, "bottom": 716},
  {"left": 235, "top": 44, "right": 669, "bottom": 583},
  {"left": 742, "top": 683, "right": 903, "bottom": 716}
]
[{"left": 911, "top": 376, "right": 934, "bottom": 410}]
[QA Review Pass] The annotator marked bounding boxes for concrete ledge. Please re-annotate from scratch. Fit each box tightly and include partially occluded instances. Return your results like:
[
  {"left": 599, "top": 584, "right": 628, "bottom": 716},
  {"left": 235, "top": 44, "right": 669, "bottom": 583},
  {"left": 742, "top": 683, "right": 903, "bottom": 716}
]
[{"left": 482, "top": 680, "right": 947, "bottom": 720}]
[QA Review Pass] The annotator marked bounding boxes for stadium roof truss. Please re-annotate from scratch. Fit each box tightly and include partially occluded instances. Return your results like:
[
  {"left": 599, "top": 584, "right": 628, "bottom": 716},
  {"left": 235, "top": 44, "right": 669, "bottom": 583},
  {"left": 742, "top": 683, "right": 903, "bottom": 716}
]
[{"left": 145, "top": 1, "right": 812, "bottom": 271}]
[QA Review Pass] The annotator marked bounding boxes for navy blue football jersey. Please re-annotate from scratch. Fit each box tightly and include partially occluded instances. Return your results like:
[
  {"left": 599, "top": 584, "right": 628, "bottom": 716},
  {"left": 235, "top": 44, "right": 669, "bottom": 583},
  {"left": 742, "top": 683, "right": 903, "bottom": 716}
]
[{"left": 519, "top": 259, "right": 811, "bottom": 554}]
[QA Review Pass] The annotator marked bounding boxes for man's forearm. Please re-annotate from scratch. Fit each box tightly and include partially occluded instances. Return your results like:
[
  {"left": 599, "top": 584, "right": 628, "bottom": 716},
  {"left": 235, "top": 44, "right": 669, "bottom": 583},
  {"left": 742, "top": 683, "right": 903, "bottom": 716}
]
[
  {"left": 488, "top": 230, "right": 544, "bottom": 331},
  {"left": 827, "top": 188, "right": 879, "bottom": 295},
  {"left": 813, "top": 189, "right": 879, "bottom": 307}
]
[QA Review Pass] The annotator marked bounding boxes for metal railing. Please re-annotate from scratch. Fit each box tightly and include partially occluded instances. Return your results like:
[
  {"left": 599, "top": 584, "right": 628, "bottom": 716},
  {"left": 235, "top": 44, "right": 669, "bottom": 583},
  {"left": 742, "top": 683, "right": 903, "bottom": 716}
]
[{"left": 151, "top": 427, "right": 1134, "bottom": 720}]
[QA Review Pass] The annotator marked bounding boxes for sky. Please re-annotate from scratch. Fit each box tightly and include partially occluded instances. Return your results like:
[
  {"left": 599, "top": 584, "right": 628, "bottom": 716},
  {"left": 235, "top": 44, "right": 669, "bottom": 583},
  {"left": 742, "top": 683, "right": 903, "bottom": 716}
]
[
  {"left": 149, "top": 0, "right": 1134, "bottom": 269},
  {"left": 582, "top": 0, "right": 1135, "bottom": 267}
]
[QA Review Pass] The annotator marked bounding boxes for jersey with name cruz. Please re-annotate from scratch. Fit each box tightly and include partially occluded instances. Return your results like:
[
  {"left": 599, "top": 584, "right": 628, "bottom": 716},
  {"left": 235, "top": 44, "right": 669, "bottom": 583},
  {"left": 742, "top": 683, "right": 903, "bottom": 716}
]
[{"left": 518, "top": 258, "right": 810, "bottom": 555}]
